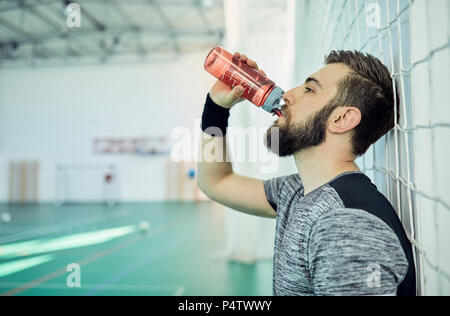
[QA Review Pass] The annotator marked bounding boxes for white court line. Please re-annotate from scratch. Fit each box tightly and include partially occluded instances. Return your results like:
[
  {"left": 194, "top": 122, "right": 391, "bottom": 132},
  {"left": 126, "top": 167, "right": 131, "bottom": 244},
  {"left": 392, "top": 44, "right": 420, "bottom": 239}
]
[
  {"left": 0, "top": 282, "right": 185, "bottom": 293},
  {"left": 0, "top": 209, "right": 132, "bottom": 244},
  {"left": 173, "top": 286, "right": 186, "bottom": 296}
]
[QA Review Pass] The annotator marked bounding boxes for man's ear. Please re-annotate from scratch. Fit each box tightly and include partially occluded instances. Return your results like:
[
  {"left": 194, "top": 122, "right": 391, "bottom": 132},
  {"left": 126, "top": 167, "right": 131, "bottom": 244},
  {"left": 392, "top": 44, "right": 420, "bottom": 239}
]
[{"left": 328, "top": 107, "right": 361, "bottom": 134}]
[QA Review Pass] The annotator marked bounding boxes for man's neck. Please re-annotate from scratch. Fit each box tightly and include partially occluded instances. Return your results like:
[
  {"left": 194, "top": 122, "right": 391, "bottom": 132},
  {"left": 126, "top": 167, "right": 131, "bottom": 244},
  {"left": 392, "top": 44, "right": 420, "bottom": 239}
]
[{"left": 294, "top": 145, "right": 360, "bottom": 195}]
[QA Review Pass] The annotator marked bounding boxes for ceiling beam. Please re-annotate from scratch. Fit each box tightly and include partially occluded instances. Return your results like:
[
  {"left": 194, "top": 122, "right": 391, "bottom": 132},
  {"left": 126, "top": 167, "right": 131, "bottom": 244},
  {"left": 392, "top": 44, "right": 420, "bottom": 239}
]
[
  {"left": 0, "top": 0, "right": 224, "bottom": 64},
  {"left": 24, "top": 1, "right": 106, "bottom": 58},
  {"left": 109, "top": 0, "right": 140, "bottom": 31},
  {"left": 0, "top": 0, "right": 223, "bottom": 12},
  {"left": 20, "top": 1, "right": 63, "bottom": 33},
  {"left": 0, "top": 15, "right": 52, "bottom": 58},
  {"left": 147, "top": 0, "right": 180, "bottom": 54},
  {"left": 80, "top": 5, "right": 107, "bottom": 31},
  {"left": 43, "top": 1, "right": 108, "bottom": 57},
  {"left": 2, "top": 26, "right": 220, "bottom": 46},
  {"left": 193, "top": 0, "right": 215, "bottom": 35},
  {"left": 0, "top": 15, "right": 37, "bottom": 43}
]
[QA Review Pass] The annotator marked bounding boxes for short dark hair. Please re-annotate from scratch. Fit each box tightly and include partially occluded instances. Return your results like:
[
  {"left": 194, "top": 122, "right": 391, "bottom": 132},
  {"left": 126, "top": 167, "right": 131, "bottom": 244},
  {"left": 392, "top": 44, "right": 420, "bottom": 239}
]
[{"left": 325, "top": 50, "right": 399, "bottom": 156}]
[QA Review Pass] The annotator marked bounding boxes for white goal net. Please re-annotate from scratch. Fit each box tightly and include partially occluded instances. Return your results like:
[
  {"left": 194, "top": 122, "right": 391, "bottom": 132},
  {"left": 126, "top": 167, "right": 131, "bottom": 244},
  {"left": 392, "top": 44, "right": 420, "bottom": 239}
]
[{"left": 294, "top": 0, "right": 450, "bottom": 295}]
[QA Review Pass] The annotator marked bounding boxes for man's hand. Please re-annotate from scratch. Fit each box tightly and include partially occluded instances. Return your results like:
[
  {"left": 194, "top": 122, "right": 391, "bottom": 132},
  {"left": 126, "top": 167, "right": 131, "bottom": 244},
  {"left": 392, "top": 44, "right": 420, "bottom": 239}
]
[
  {"left": 198, "top": 51, "right": 276, "bottom": 219},
  {"left": 209, "top": 52, "right": 267, "bottom": 109}
]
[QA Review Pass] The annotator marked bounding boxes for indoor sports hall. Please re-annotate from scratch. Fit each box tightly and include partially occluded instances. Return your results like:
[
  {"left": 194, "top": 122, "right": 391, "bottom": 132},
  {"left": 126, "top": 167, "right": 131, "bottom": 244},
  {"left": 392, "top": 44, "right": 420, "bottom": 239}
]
[{"left": 0, "top": 0, "right": 448, "bottom": 296}]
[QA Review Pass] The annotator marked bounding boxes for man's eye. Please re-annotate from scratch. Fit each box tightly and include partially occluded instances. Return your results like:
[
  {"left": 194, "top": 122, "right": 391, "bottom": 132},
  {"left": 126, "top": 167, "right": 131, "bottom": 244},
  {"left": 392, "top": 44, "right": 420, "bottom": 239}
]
[{"left": 305, "top": 87, "right": 313, "bottom": 93}]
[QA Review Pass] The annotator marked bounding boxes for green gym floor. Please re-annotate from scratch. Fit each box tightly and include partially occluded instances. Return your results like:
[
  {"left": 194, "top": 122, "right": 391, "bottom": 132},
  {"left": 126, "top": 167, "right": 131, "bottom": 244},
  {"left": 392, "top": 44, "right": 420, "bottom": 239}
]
[{"left": 0, "top": 202, "right": 273, "bottom": 296}]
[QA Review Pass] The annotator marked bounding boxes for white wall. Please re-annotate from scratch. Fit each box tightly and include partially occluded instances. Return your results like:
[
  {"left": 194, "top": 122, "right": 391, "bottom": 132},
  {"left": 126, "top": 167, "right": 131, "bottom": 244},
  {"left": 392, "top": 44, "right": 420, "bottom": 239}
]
[{"left": 0, "top": 50, "right": 215, "bottom": 203}]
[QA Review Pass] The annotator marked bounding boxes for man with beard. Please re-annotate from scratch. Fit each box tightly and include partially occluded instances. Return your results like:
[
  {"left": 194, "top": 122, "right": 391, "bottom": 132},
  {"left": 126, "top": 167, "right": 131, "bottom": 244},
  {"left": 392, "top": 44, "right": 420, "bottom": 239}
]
[{"left": 197, "top": 51, "right": 416, "bottom": 296}]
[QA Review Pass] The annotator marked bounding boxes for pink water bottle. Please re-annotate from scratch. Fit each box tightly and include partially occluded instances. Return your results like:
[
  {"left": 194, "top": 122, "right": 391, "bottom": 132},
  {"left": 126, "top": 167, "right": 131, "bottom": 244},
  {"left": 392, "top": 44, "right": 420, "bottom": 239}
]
[{"left": 204, "top": 46, "right": 284, "bottom": 116}]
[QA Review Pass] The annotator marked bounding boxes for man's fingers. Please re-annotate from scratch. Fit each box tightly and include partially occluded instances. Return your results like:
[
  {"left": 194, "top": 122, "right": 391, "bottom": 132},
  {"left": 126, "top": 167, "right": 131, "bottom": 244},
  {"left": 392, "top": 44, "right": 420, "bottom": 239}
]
[
  {"left": 232, "top": 85, "right": 245, "bottom": 98},
  {"left": 241, "top": 55, "right": 258, "bottom": 68},
  {"left": 247, "top": 59, "right": 258, "bottom": 69},
  {"left": 234, "top": 52, "right": 259, "bottom": 70},
  {"left": 259, "top": 69, "right": 267, "bottom": 76}
]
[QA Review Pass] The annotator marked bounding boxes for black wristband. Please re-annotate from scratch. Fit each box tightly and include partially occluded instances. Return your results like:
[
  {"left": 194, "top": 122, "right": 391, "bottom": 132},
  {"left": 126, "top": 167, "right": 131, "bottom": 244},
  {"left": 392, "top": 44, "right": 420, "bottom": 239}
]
[{"left": 201, "top": 93, "right": 231, "bottom": 137}]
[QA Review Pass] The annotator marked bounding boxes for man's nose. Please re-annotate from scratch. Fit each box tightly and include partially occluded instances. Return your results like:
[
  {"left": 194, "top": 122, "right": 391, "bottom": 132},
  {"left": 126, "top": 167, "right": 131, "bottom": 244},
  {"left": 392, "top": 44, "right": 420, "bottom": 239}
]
[{"left": 282, "top": 93, "right": 292, "bottom": 106}]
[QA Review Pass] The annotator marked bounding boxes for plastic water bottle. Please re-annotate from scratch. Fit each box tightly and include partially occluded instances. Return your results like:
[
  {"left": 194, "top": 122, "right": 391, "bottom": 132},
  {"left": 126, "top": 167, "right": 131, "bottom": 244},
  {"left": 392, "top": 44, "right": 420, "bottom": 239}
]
[{"left": 204, "top": 46, "right": 284, "bottom": 116}]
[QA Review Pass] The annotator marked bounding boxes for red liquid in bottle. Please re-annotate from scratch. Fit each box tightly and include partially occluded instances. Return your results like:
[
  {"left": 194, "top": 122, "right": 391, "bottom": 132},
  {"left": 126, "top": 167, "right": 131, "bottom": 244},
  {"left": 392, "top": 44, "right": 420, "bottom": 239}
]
[{"left": 204, "top": 46, "right": 280, "bottom": 112}]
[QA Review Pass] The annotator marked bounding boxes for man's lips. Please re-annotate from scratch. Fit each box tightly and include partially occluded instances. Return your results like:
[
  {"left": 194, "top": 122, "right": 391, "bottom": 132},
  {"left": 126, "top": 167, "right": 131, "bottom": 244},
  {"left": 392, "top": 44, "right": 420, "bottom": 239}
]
[{"left": 279, "top": 106, "right": 289, "bottom": 119}]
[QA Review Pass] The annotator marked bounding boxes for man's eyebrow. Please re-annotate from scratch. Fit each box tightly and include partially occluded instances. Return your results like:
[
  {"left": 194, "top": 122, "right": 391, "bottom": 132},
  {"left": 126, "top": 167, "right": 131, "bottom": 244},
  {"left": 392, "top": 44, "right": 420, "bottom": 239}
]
[{"left": 305, "top": 77, "right": 323, "bottom": 89}]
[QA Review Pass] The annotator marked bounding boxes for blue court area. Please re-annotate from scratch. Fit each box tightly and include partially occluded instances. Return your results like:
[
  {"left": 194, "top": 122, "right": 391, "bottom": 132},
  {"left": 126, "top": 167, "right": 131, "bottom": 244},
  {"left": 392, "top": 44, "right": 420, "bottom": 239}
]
[{"left": 0, "top": 202, "right": 273, "bottom": 296}]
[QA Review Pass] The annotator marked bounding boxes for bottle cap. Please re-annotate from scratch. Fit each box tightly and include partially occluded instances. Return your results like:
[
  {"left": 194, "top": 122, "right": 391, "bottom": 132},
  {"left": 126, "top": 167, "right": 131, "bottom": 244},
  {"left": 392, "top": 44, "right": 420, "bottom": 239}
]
[{"left": 262, "top": 86, "right": 284, "bottom": 114}]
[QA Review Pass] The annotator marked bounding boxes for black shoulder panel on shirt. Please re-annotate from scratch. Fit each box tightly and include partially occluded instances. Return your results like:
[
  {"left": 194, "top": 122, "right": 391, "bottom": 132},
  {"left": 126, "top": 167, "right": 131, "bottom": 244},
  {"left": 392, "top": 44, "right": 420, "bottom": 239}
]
[{"left": 329, "top": 173, "right": 417, "bottom": 296}]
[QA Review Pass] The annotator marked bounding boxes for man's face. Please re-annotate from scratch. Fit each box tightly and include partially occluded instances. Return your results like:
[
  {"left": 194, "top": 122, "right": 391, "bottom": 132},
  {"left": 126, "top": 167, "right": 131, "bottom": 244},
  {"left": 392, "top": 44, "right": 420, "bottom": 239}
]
[{"left": 265, "top": 63, "right": 352, "bottom": 156}]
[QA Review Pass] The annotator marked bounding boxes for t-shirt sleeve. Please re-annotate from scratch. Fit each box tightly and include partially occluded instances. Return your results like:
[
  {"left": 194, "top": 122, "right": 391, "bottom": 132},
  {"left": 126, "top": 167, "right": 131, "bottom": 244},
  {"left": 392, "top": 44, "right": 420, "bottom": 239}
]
[
  {"left": 263, "top": 175, "right": 289, "bottom": 212},
  {"left": 307, "top": 208, "right": 409, "bottom": 296}
]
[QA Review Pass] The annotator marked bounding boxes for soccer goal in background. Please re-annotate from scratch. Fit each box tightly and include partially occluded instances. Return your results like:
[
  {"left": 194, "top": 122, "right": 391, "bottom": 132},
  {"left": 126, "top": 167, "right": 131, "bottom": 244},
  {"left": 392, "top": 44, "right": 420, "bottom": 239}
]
[
  {"left": 292, "top": 0, "right": 449, "bottom": 295},
  {"left": 54, "top": 163, "right": 121, "bottom": 206}
]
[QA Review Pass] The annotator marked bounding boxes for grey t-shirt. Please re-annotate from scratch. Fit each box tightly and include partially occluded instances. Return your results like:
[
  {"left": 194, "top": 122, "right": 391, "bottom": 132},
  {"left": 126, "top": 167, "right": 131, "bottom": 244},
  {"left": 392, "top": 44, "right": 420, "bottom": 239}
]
[{"left": 263, "top": 172, "right": 416, "bottom": 296}]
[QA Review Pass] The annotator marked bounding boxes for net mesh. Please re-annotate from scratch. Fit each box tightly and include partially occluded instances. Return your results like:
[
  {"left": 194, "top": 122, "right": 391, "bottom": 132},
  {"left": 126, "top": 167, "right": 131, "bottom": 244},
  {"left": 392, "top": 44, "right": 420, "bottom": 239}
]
[{"left": 294, "top": 0, "right": 450, "bottom": 295}]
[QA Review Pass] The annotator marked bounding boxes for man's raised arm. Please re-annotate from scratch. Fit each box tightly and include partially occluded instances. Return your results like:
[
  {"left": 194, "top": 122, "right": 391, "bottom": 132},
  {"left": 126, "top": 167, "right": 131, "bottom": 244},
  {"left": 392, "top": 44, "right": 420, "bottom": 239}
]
[{"left": 197, "top": 53, "right": 276, "bottom": 219}]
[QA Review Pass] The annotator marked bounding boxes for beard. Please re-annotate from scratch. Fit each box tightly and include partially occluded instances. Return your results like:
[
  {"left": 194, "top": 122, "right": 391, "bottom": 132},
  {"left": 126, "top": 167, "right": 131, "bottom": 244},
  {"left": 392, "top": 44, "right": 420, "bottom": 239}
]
[{"left": 264, "top": 102, "right": 337, "bottom": 157}]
